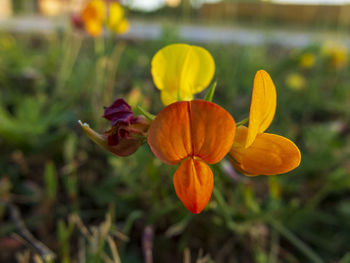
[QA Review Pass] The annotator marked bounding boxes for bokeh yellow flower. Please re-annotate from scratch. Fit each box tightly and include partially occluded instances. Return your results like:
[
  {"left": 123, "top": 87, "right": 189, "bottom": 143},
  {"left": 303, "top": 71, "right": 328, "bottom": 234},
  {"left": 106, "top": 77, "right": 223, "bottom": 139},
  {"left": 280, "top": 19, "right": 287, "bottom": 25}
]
[
  {"left": 81, "top": 0, "right": 106, "bottom": 36},
  {"left": 151, "top": 44, "right": 215, "bottom": 105},
  {"left": 286, "top": 72, "right": 306, "bottom": 91},
  {"left": 322, "top": 42, "right": 348, "bottom": 70},
  {"left": 107, "top": 2, "right": 130, "bottom": 34},
  {"left": 79, "top": 0, "right": 129, "bottom": 36},
  {"left": 300, "top": 52, "right": 315, "bottom": 69}
]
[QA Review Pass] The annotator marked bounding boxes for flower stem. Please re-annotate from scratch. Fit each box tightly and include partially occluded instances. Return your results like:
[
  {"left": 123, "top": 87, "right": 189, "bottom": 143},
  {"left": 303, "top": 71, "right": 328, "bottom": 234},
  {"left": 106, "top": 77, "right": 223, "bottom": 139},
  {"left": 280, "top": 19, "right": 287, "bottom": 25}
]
[{"left": 236, "top": 118, "right": 249, "bottom": 127}]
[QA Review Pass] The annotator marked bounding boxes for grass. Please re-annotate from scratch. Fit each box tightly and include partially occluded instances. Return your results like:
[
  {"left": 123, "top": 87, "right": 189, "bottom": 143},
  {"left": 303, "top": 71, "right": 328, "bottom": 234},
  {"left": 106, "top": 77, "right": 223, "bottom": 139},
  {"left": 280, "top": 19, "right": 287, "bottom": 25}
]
[{"left": 0, "top": 25, "right": 350, "bottom": 262}]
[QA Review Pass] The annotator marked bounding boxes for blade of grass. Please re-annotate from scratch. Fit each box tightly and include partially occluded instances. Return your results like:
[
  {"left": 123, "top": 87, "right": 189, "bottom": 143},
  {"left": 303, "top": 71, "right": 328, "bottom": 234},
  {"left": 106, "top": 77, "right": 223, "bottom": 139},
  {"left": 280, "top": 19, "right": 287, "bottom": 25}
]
[
  {"left": 268, "top": 218, "right": 325, "bottom": 263},
  {"left": 137, "top": 106, "right": 155, "bottom": 121},
  {"left": 204, "top": 82, "right": 216, "bottom": 102}
]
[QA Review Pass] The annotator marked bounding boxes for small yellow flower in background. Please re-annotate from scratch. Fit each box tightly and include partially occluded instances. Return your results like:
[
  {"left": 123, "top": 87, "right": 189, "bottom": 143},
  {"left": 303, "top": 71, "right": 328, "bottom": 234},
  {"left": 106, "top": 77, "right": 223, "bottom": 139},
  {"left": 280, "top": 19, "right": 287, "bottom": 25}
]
[
  {"left": 77, "top": 0, "right": 129, "bottom": 37},
  {"left": 322, "top": 41, "right": 348, "bottom": 70},
  {"left": 127, "top": 87, "right": 151, "bottom": 110},
  {"left": 300, "top": 52, "right": 315, "bottom": 69},
  {"left": 81, "top": 0, "right": 106, "bottom": 36},
  {"left": 107, "top": 2, "right": 130, "bottom": 34},
  {"left": 286, "top": 72, "right": 306, "bottom": 91},
  {"left": 0, "top": 34, "right": 15, "bottom": 50},
  {"left": 151, "top": 43, "right": 215, "bottom": 105},
  {"left": 229, "top": 70, "right": 301, "bottom": 176}
]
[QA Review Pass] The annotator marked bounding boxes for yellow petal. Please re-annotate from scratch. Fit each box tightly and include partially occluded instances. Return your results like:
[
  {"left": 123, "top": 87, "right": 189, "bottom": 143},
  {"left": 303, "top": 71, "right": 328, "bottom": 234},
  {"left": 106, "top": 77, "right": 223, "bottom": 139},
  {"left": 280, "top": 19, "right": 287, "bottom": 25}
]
[
  {"left": 173, "top": 158, "right": 213, "bottom": 214},
  {"left": 160, "top": 90, "right": 193, "bottom": 107},
  {"left": 246, "top": 70, "right": 276, "bottom": 148},
  {"left": 82, "top": 0, "right": 106, "bottom": 22},
  {"left": 151, "top": 43, "right": 215, "bottom": 105},
  {"left": 81, "top": 0, "right": 106, "bottom": 36},
  {"left": 85, "top": 21, "right": 103, "bottom": 36},
  {"left": 115, "top": 18, "right": 129, "bottom": 34},
  {"left": 230, "top": 126, "right": 301, "bottom": 176},
  {"left": 107, "top": 3, "right": 129, "bottom": 34},
  {"left": 108, "top": 2, "right": 124, "bottom": 26}
]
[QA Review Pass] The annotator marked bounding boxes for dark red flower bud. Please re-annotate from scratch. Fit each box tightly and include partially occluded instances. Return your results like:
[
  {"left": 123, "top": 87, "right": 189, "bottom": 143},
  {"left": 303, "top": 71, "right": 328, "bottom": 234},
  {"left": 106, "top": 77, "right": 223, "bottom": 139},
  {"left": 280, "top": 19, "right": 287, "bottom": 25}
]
[{"left": 80, "top": 98, "right": 151, "bottom": 157}]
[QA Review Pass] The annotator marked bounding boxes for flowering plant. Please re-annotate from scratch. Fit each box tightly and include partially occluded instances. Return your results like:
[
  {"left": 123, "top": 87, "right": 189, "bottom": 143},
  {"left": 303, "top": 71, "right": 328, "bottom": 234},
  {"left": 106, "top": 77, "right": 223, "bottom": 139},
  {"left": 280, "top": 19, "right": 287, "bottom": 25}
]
[
  {"left": 72, "top": 0, "right": 129, "bottom": 36},
  {"left": 80, "top": 43, "right": 301, "bottom": 214}
]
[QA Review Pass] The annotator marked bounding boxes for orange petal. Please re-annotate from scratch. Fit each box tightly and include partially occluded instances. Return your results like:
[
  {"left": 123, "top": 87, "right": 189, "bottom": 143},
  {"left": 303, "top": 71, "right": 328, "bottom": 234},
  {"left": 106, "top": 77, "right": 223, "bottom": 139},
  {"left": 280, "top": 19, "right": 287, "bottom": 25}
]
[
  {"left": 84, "top": 21, "right": 103, "bottom": 36},
  {"left": 190, "top": 100, "right": 236, "bottom": 164},
  {"left": 81, "top": 0, "right": 106, "bottom": 36},
  {"left": 230, "top": 126, "right": 301, "bottom": 176},
  {"left": 173, "top": 158, "right": 213, "bottom": 214},
  {"left": 147, "top": 101, "right": 192, "bottom": 165},
  {"left": 246, "top": 70, "right": 277, "bottom": 148},
  {"left": 147, "top": 100, "right": 236, "bottom": 165}
]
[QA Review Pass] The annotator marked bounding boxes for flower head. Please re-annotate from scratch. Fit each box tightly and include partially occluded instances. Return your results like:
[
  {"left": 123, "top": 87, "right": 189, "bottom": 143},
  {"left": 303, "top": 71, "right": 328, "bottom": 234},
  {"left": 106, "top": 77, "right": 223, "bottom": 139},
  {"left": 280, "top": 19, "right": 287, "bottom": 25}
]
[
  {"left": 229, "top": 70, "right": 301, "bottom": 176},
  {"left": 107, "top": 2, "right": 130, "bottom": 34},
  {"left": 286, "top": 72, "right": 306, "bottom": 91},
  {"left": 151, "top": 44, "right": 215, "bottom": 105},
  {"left": 81, "top": 0, "right": 106, "bottom": 36},
  {"left": 80, "top": 98, "right": 150, "bottom": 157},
  {"left": 75, "top": 0, "right": 129, "bottom": 36},
  {"left": 148, "top": 100, "right": 236, "bottom": 213},
  {"left": 300, "top": 52, "right": 315, "bottom": 69},
  {"left": 322, "top": 42, "right": 348, "bottom": 69}
]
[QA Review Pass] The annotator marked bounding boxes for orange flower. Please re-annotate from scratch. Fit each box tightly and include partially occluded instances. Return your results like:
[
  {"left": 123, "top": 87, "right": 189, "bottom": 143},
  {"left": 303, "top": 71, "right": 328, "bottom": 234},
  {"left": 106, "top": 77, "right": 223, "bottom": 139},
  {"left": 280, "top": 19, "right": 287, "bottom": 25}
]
[
  {"left": 81, "top": 0, "right": 106, "bottom": 36},
  {"left": 77, "top": 0, "right": 129, "bottom": 36},
  {"left": 229, "top": 70, "right": 301, "bottom": 176},
  {"left": 148, "top": 100, "right": 236, "bottom": 213}
]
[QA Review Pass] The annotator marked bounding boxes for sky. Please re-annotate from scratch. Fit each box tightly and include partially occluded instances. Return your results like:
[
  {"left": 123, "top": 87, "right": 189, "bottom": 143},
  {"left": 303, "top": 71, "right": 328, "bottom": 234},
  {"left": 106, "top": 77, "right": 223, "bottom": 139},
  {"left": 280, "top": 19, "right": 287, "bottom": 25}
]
[{"left": 127, "top": 0, "right": 350, "bottom": 12}]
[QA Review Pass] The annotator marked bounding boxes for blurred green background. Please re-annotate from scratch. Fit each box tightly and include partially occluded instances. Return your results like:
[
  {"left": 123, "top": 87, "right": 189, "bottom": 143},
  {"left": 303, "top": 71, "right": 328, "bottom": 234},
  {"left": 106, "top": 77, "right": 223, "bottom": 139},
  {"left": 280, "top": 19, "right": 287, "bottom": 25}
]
[{"left": 1, "top": 0, "right": 350, "bottom": 262}]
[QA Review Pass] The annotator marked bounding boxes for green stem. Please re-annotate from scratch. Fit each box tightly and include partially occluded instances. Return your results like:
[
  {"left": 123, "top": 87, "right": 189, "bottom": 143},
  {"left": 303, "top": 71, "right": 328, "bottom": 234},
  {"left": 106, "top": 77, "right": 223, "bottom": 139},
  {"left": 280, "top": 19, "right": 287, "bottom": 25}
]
[
  {"left": 268, "top": 218, "right": 325, "bottom": 263},
  {"left": 305, "top": 185, "right": 332, "bottom": 210},
  {"left": 94, "top": 36, "right": 105, "bottom": 57},
  {"left": 137, "top": 106, "right": 155, "bottom": 121},
  {"left": 104, "top": 41, "right": 126, "bottom": 106},
  {"left": 236, "top": 118, "right": 249, "bottom": 127},
  {"left": 56, "top": 31, "right": 82, "bottom": 95},
  {"left": 204, "top": 81, "right": 217, "bottom": 102}
]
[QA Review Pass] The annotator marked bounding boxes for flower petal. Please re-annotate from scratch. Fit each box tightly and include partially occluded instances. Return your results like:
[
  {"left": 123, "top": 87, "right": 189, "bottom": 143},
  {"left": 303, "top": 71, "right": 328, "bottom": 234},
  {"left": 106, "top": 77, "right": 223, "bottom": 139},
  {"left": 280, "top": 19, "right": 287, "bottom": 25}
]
[
  {"left": 147, "top": 101, "right": 192, "bottom": 165},
  {"left": 147, "top": 100, "right": 235, "bottom": 165},
  {"left": 103, "top": 98, "right": 134, "bottom": 126},
  {"left": 246, "top": 70, "right": 276, "bottom": 148},
  {"left": 160, "top": 90, "right": 192, "bottom": 107},
  {"left": 190, "top": 100, "right": 236, "bottom": 164},
  {"left": 81, "top": 0, "right": 106, "bottom": 36},
  {"left": 79, "top": 121, "right": 142, "bottom": 157},
  {"left": 84, "top": 21, "right": 103, "bottom": 36},
  {"left": 151, "top": 43, "right": 215, "bottom": 105},
  {"left": 108, "top": 2, "right": 124, "bottom": 28},
  {"left": 173, "top": 158, "right": 213, "bottom": 214},
  {"left": 230, "top": 126, "right": 301, "bottom": 176},
  {"left": 115, "top": 18, "right": 129, "bottom": 34}
]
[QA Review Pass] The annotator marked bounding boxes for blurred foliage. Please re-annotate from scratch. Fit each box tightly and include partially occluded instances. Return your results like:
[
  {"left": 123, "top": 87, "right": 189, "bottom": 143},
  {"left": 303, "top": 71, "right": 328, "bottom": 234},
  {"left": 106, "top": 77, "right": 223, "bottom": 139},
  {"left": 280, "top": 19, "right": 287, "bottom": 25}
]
[{"left": 0, "top": 27, "right": 350, "bottom": 263}]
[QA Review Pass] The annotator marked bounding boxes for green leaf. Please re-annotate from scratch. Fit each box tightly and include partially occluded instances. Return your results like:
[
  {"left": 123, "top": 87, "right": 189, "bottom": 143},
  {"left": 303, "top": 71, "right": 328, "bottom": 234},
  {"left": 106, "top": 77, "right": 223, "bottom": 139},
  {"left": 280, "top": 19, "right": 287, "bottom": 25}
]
[
  {"left": 137, "top": 106, "right": 155, "bottom": 121},
  {"left": 204, "top": 81, "right": 217, "bottom": 102},
  {"left": 236, "top": 118, "right": 249, "bottom": 127},
  {"left": 45, "top": 161, "right": 57, "bottom": 202}
]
